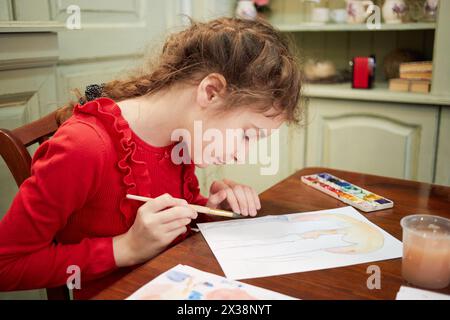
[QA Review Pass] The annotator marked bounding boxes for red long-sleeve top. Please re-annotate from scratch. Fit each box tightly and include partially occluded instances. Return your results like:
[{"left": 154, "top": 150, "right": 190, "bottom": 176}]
[{"left": 0, "top": 97, "right": 210, "bottom": 299}]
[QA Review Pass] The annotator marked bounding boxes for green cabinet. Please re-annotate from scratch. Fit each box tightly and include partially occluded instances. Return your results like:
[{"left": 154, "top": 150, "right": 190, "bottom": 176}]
[
  {"left": 435, "top": 108, "right": 450, "bottom": 186},
  {"left": 305, "top": 98, "right": 439, "bottom": 183}
]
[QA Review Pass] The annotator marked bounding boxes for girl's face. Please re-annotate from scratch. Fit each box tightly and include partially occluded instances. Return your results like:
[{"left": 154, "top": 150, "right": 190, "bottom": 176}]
[
  {"left": 190, "top": 107, "right": 285, "bottom": 168},
  {"left": 173, "top": 73, "right": 286, "bottom": 168}
]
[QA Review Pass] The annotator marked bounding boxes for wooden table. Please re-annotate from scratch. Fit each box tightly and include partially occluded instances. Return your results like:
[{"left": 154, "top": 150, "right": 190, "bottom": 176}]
[{"left": 94, "top": 167, "right": 450, "bottom": 300}]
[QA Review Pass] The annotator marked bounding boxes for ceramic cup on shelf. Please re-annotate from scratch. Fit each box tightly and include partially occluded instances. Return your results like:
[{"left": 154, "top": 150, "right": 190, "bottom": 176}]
[
  {"left": 382, "top": 0, "right": 408, "bottom": 24},
  {"left": 423, "top": 0, "right": 439, "bottom": 22},
  {"left": 312, "top": 7, "right": 330, "bottom": 23},
  {"left": 331, "top": 8, "right": 348, "bottom": 23},
  {"left": 346, "top": 0, "right": 374, "bottom": 24},
  {"left": 235, "top": 0, "right": 257, "bottom": 20}
]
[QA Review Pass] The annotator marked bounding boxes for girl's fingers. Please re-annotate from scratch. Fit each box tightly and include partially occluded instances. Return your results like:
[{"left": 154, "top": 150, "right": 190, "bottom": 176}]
[
  {"left": 221, "top": 179, "right": 260, "bottom": 216},
  {"left": 231, "top": 185, "right": 249, "bottom": 216},
  {"left": 163, "top": 217, "right": 192, "bottom": 233},
  {"left": 140, "top": 193, "right": 187, "bottom": 213},
  {"left": 224, "top": 187, "right": 241, "bottom": 214},
  {"left": 210, "top": 179, "right": 260, "bottom": 216},
  {"left": 164, "top": 225, "right": 188, "bottom": 243},
  {"left": 206, "top": 189, "right": 228, "bottom": 209},
  {"left": 209, "top": 180, "right": 228, "bottom": 195},
  {"left": 251, "top": 187, "right": 261, "bottom": 210},
  {"left": 243, "top": 186, "right": 257, "bottom": 217},
  {"left": 158, "top": 206, "right": 197, "bottom": 224},
  {"left": 222, "top": 178, "right": 237, "bottom": 188}
]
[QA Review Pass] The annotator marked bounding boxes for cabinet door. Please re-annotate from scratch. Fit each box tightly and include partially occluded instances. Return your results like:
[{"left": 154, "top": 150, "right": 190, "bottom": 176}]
[
  {"left": 0, "top": 0, "right": 13, "bottom": 20},
  {"left": 435, "top": 107, "right": 450, "bottom": 186},
  {"left": 306, "top": 98, "right": 439, "bottom": 183},
  {"left": 50, "top": 0, "right": 167, "bottom": 103},
  {"left": 51, "top": 0, "right": 166, "bottom": 61}
]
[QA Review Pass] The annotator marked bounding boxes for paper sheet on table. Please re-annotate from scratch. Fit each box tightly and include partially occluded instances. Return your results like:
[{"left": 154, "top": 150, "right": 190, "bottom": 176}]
[
  {"left": 198, "top": 206, "right": 403, "bottom": 280},
  {"left": 126, "top": 264, "right": 297, "bottom": 300},
  {"left": 396, "top": 286, "right": 450, "bottom": 300}
]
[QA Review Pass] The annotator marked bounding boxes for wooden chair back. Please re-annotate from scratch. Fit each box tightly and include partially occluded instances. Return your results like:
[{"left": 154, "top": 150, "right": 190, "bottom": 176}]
[{"left": 0, "top": 107, "right": 73, "bottom": 300}]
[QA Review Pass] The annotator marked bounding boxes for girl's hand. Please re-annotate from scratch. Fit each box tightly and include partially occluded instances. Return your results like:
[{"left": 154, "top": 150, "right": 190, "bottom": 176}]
[
  {"left": 206, "top": 179, "right": 261, "bottom": 217},
  {"left": 113, "top": 193, "right": 197, "bottom": 267}
]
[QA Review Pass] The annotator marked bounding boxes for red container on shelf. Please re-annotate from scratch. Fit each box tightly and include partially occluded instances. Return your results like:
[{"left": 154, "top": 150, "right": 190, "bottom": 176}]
[{"left": 350, "top": 56, "right": 376, "bottom": 89}]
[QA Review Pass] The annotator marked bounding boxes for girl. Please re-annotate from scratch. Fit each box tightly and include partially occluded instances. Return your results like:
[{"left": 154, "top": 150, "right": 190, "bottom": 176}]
[{"left": 0, "top": 17, "right": 302, "bottom": 299}]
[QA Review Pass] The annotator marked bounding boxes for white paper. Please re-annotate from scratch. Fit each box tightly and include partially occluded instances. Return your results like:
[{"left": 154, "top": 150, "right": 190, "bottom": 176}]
[
  {"left": 198, "top": 206, "right": 403, "bottom": 280},
  {"left": 396, "top": 286, "right": 450, "bottom": 300},
  {"left": 127, "top": 264, "right": 297, "bottom": 300}
]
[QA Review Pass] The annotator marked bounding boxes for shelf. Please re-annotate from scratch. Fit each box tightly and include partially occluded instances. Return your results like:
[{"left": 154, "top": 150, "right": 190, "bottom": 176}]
[
  {"left": 271, "top": 21, "right": 436, "bottom": 32},
  {"left": 303, "top": 82, "right": 450, "bottom": 106},
  {"left": 0, "top": 21, "right": 66, "bottom": 33}
]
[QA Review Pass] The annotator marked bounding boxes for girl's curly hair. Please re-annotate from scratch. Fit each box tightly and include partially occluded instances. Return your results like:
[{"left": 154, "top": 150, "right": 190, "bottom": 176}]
[{"left": 59, "top": 17, "right": 304, "bottom": 125}]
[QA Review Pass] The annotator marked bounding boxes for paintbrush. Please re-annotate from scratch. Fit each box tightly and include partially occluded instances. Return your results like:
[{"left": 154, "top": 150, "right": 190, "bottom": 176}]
[{"left": 126, "top": 194, "right": 242, "bottom": 218}]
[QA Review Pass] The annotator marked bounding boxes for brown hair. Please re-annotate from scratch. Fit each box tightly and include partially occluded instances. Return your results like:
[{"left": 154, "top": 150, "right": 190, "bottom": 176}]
[{"left": 61, "top": 17, "right": 304, "bottom": 125}]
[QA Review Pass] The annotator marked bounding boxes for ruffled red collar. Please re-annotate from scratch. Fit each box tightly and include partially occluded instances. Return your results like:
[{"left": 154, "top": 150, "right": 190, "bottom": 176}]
[{"left": 73, "top": 97, "right": 200, "bottom": 227}]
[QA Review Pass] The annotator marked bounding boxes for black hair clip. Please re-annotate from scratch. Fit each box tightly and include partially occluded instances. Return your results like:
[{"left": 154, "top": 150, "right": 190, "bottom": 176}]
[{"left": 79, "top": 83, "right": 105, "bottom": 105}]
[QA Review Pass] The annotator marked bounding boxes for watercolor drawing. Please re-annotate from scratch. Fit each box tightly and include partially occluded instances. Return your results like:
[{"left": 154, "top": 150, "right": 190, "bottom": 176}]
[
  {"left": 198, "top": 206, "right": 402, "bottom": 280},
  {"left": 290, "top": 213, "right": 384, "bottom": 254},
  {"left": 126, "top": 265, "right": 295, "bottom": 300}
]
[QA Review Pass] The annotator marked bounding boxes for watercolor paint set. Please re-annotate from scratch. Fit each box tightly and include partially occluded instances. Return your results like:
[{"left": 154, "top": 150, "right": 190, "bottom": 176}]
[{"left": 301, "top": 173, "right": 394, "bottom": 212}]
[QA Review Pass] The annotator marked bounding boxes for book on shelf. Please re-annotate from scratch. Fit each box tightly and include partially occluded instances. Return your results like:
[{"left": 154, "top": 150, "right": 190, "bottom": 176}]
[
  {"left": 399, "top": 61, "right": 433, "bottom": 81},
  {"left": 389, "top": 79, "right": 410, "bottom": 92},
  {"left": 389, "top": 78, "right": 431, "bottom": 93},
  {"left": 409, "top": 79, "right": 431, "bottom": 93},
  {"left": 391, "top": 61, "right": 433, "bottom": 93},
  {"left": 400, "top": 71, "right": 432, "bottom": 80},
  {"left": 399, "top": 61, "right": 433, "bottom": 74}
]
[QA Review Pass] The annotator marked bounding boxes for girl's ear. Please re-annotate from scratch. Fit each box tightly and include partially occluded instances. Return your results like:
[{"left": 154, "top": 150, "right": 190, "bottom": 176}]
[{"left": 196, "top": 73, "right": 227, "bottom": 109}]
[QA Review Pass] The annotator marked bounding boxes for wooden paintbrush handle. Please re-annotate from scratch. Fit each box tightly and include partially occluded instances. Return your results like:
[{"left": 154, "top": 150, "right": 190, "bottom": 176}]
[{"left": 126, "top": 194, "right": 241, "bottom": 218}]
